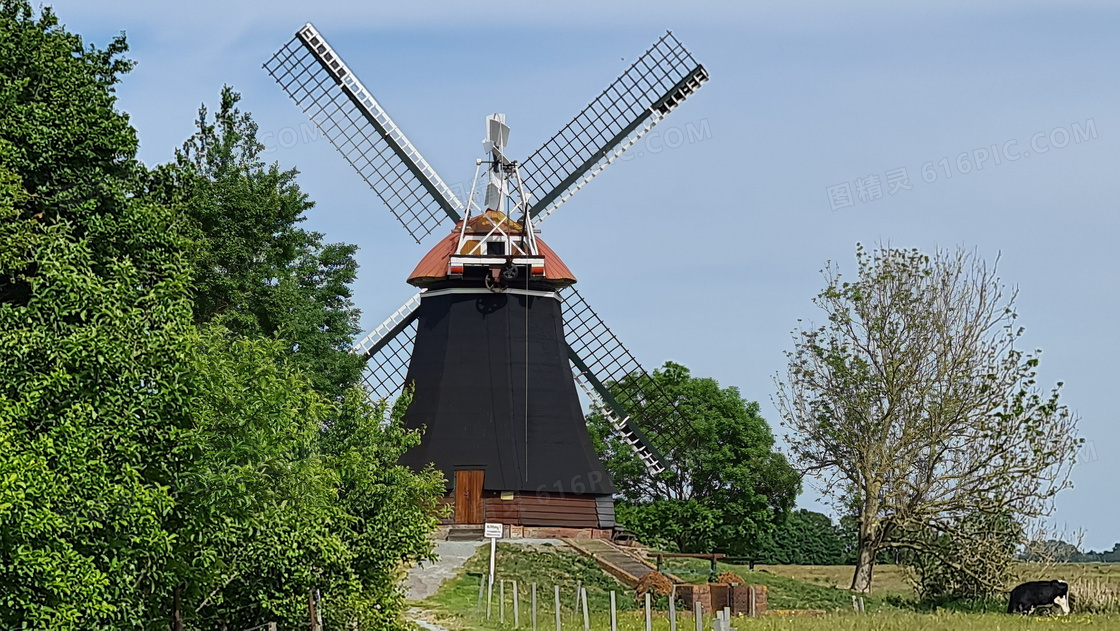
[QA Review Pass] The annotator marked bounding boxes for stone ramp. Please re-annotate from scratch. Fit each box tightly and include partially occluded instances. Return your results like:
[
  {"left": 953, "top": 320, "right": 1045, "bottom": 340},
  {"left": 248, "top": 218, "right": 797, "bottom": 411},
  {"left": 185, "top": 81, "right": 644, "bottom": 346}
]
[{"left": 564, "top": 539, "right": 680, "bottom": 587}]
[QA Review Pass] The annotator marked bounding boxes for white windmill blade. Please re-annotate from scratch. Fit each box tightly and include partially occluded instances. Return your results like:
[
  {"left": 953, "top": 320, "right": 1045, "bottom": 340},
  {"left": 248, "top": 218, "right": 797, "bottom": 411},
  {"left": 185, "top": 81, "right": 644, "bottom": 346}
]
[
  {"left": 519, "top": 32, "right": 709, "bottom": 223},
  {"left": 265, "top": 24, "right": 464, "bottom": 243},
  {"left": 352, "top": 293, "right": 422, "bottom": 401}
]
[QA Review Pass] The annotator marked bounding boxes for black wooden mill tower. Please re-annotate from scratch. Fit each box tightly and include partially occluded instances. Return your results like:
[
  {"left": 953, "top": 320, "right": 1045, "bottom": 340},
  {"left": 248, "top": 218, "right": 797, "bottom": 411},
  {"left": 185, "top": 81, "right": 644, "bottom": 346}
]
[{"left": 266, "top": 24, "right": 708, "bottom": 535}]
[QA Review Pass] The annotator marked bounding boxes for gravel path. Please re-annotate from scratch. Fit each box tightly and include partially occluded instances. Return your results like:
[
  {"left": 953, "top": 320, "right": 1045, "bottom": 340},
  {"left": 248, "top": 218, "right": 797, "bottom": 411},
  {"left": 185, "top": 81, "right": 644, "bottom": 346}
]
[
  {"left": 407, "top": 608, "right": 453, "bottom": 631},
  {"left": 406, "top": 541, "right": 485, "bottom": 601},
  {"left": 406, "top": 538, "right": 566, "bottom": 601},
  {"left": 405, "top": 538, "right": 570, "bottom": 629}
]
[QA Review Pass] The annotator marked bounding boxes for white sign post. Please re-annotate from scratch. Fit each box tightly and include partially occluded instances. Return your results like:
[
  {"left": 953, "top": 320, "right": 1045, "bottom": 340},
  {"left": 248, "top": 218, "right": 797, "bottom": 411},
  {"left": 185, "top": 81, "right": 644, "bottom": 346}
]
[{"left": 485, "top": 523, "right": 502, "bottom": 618}]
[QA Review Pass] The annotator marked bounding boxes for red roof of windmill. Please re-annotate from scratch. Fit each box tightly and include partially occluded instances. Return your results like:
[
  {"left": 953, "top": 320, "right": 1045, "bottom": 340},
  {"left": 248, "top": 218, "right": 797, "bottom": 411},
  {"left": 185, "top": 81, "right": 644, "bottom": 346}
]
[{"left": 408, "top": 211, "right": 576, "bottom": 287}]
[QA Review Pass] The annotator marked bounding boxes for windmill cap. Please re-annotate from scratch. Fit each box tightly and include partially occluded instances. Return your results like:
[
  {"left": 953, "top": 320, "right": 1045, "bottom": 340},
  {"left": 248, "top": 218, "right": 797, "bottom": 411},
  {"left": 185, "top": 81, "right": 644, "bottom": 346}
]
[{"left": 407, "top": 213, "right": 577, "bottom": 287}]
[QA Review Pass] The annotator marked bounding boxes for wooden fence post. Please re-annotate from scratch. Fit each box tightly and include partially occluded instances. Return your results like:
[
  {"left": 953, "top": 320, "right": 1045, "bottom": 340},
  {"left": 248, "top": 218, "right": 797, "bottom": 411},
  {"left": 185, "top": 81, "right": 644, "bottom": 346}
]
[
  {"left": 694, "top": 601, "right": 703, "bottom": 631},
  {"left": 581, "top": 587, "right": 589, "bottom": 631},
  {"left": 555, "top": 585, "right": 562, "bottom": 631},
  {"left": 669, "top": 584, "right": 677, "bottom": 631},
  {"left": 645, "top": 592, "right": 652, "bottom": 631},
  {"left": 171, "top": 586, "right": 183, "bottom": 631},
  {"left": 309, "top": 589, "right": 320, "bottom": 631},
  {"left": 487, "top": 574, "right": 494, "bottom": 619}
]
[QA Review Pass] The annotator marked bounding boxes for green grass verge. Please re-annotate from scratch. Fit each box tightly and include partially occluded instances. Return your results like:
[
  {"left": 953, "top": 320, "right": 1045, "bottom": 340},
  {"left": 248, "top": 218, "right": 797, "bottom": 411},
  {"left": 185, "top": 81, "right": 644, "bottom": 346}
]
[
  {"left": 420, "top": 542, "right": 638, "bottom": 629},
  {"left": 656, "top": 558, "right": 895, "bottom": 612},
  {"left": 415, "top": 545, "right": 1120, "bottom": 630}
]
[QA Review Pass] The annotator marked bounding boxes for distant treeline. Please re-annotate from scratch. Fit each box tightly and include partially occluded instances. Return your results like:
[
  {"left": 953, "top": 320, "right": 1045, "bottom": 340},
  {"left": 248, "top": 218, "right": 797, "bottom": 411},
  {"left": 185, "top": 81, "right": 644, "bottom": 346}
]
[
  {"left": 754, "top": 509, "right": 859, "bottom": 565},
  {"left": 1021, "top": 540, "right": 1120, "bottom": 564},
  {"left": 755, "top": 514, "right": 1120, "bottom": 567}
]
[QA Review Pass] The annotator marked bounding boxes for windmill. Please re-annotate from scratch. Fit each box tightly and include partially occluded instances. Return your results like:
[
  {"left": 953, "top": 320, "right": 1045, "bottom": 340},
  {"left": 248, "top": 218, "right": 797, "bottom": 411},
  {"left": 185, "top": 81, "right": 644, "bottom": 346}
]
[{"left": 265, "top": 24, "right": 709, "bottom": 534}]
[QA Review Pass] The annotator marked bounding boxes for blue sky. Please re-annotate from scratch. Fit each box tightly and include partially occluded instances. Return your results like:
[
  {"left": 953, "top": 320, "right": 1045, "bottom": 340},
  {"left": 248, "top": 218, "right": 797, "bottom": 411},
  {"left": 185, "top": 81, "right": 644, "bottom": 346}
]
[{"left": 48, "top": 1, "right": 1120, "bottom": 549}]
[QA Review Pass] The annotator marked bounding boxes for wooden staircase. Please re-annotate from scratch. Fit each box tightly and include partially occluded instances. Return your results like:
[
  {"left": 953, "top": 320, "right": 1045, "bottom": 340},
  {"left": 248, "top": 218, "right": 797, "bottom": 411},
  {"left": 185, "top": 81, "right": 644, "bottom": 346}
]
[{"left": 564, "top": 539, "right": 683, "bottom": 587}]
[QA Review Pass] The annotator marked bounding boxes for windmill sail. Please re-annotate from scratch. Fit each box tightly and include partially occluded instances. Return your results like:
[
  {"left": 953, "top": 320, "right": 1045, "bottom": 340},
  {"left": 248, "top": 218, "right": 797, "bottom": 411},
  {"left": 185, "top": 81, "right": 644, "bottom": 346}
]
[
  {"left": 559, "top": 287, "right": 700, "bottom": 476},
  {"left": 352, "top": 294, "right": 422, "bottom": 402},
  {"left": 520, "top": 32, "right": 708, "bottom": 222},
  {"left": 265, "top": 24, "right": 464, "bottom": 243}
]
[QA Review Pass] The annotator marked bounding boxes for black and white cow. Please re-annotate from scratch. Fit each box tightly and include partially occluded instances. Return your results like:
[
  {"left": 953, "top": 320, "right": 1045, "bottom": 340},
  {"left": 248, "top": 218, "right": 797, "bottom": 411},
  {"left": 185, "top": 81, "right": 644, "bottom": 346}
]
[{"left": 1007, "top": 580, "right": 1070, "bottom": 615}]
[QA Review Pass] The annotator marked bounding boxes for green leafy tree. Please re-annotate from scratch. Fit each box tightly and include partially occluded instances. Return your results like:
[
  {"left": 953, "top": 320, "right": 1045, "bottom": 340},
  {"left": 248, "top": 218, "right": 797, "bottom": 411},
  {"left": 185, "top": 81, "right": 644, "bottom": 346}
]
[
  {"left": 166, "top": 335, "right": 443, "bottom": 629},
  {"left": 0, "top": 166, "right": 191, "bottom": 630},
  {"left": 776, "top": 245, "right": 1080, "bottom": 593},
  {"left": 0, "top": 1, "right": 143, "bottom": 274},
  {"left": 318, "top": 387, "right": 447, "bottom": 629},
  {"left": 755, "top": 510, "right": 854, "bottom": 565},
  {"left": 906, "top": 510, "right": 1023, "bottom": 600},
  {"left": 590, "top": 362, "right": 800, "bottom": 555},
  {"left": 1, "top": 4, "right": 193, "bottom": 626},
  {"left": 148, "top": 87, "right": 364, "bottom": 399},
  {"left": 2, "top": 5, "right": 443, "bottom": 628},
  {"left": 1022, "top": 538, "right": 1081, "bottom": 563},
  {"left": 161, "top": 331, "right": 346, "bottom": 628}
]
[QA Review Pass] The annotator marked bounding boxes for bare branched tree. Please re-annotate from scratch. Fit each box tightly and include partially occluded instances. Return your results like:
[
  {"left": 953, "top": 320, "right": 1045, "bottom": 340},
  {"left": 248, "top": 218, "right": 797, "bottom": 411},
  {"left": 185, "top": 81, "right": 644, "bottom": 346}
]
[{"left": 775, "top": 244, "right": 1080, "bottom": 594}]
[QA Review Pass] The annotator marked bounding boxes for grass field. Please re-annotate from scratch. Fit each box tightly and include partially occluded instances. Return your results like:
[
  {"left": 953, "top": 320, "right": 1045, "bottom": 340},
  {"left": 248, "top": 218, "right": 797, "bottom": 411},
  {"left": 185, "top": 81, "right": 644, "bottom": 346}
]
[
  {"left": 414, "top": 609, "right": 1120, "bottom": 631},
  {"left": 414, "top": 544, "right": 1120, "bottom": 630},
  {"left": 659, "top": 558, "right": 1120, "bottom": 596}
]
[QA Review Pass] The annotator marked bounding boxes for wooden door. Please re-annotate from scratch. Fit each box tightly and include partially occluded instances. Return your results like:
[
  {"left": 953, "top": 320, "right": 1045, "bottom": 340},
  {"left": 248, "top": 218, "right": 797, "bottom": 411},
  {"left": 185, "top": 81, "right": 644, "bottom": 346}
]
[{"left": 454, "top": 470, "right": 484, "bottom": 524}]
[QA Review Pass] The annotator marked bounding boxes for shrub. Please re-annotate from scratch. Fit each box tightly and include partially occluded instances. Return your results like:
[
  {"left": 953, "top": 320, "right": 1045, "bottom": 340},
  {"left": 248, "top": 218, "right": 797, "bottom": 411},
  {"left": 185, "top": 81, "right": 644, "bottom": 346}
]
[{"left": 1068, "top": 579, "right": 1120, "bottom": 614}]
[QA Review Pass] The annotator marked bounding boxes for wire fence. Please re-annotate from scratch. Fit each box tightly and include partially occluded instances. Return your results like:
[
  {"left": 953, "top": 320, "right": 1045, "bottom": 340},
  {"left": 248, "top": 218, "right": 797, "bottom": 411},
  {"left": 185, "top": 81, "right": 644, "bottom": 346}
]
[{"left": 468, "top": 576, "right": 762, "bottom": 631}]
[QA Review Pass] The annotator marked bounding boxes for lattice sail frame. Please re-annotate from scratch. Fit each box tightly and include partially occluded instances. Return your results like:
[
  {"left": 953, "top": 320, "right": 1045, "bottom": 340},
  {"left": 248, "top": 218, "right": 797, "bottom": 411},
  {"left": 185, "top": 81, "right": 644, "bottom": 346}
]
[
  {"left": 519, "top": 32, "right": 709, "bottom": 223},
  {"left": 559, "top": 287, "right": 698, "bottom": 474},
  {"left": 264, "top": 24, "right": 464, "bottom": 243},
  {"left": 352, "top": 294, "right": 422, "bottom": 404}
]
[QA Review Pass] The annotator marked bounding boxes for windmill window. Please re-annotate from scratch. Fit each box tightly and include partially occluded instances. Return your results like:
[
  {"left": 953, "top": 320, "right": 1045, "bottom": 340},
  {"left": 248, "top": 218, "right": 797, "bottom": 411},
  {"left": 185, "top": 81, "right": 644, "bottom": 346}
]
[{"left": 486, "top": 240, "right": 506, "bottom": 256}]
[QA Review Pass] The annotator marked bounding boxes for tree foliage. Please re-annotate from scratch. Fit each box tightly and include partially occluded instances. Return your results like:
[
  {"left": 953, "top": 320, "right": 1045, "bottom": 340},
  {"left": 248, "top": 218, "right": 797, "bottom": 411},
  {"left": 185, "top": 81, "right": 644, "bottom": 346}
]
[
  {"left": 755, "top": 510, "right": 855, "bottom": 565},
  {"left": 1, "top": 4, "right": 442, "bottom": 628},
  {"left": 167, "top": 335, "right": 443, "bottom": 629},
  {"left": 1, "top": 4, "right": 191, "bottom": 624},
  {"left": 904, "top": 510, "right": 1023, "bottom": 601},
  {"left": 776, "top": 244, "right": 1080, "bottom": 594},
  {"left": 590, "top": 362, "right": 800, "bottom": 555},
  {"left": 148, "top": 86, "right": 364, "bottom": 400}
]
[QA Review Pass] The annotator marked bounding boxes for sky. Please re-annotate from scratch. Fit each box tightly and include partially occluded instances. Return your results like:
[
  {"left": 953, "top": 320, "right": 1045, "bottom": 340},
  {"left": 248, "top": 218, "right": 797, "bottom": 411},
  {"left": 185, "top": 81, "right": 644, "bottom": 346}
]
[{"left": 46, "top": 1, "right": 1120, "bottom": 549}]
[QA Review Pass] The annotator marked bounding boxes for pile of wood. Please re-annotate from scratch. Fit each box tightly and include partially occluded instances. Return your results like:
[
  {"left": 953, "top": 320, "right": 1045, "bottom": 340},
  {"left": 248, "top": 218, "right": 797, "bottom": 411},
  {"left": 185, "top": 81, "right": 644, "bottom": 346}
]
[
  {"left": 635, "top": 571, "right": 675, "bottom": 600},
  {"left": 717, "top": 570, "right": 747, "bottom": 585}
]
